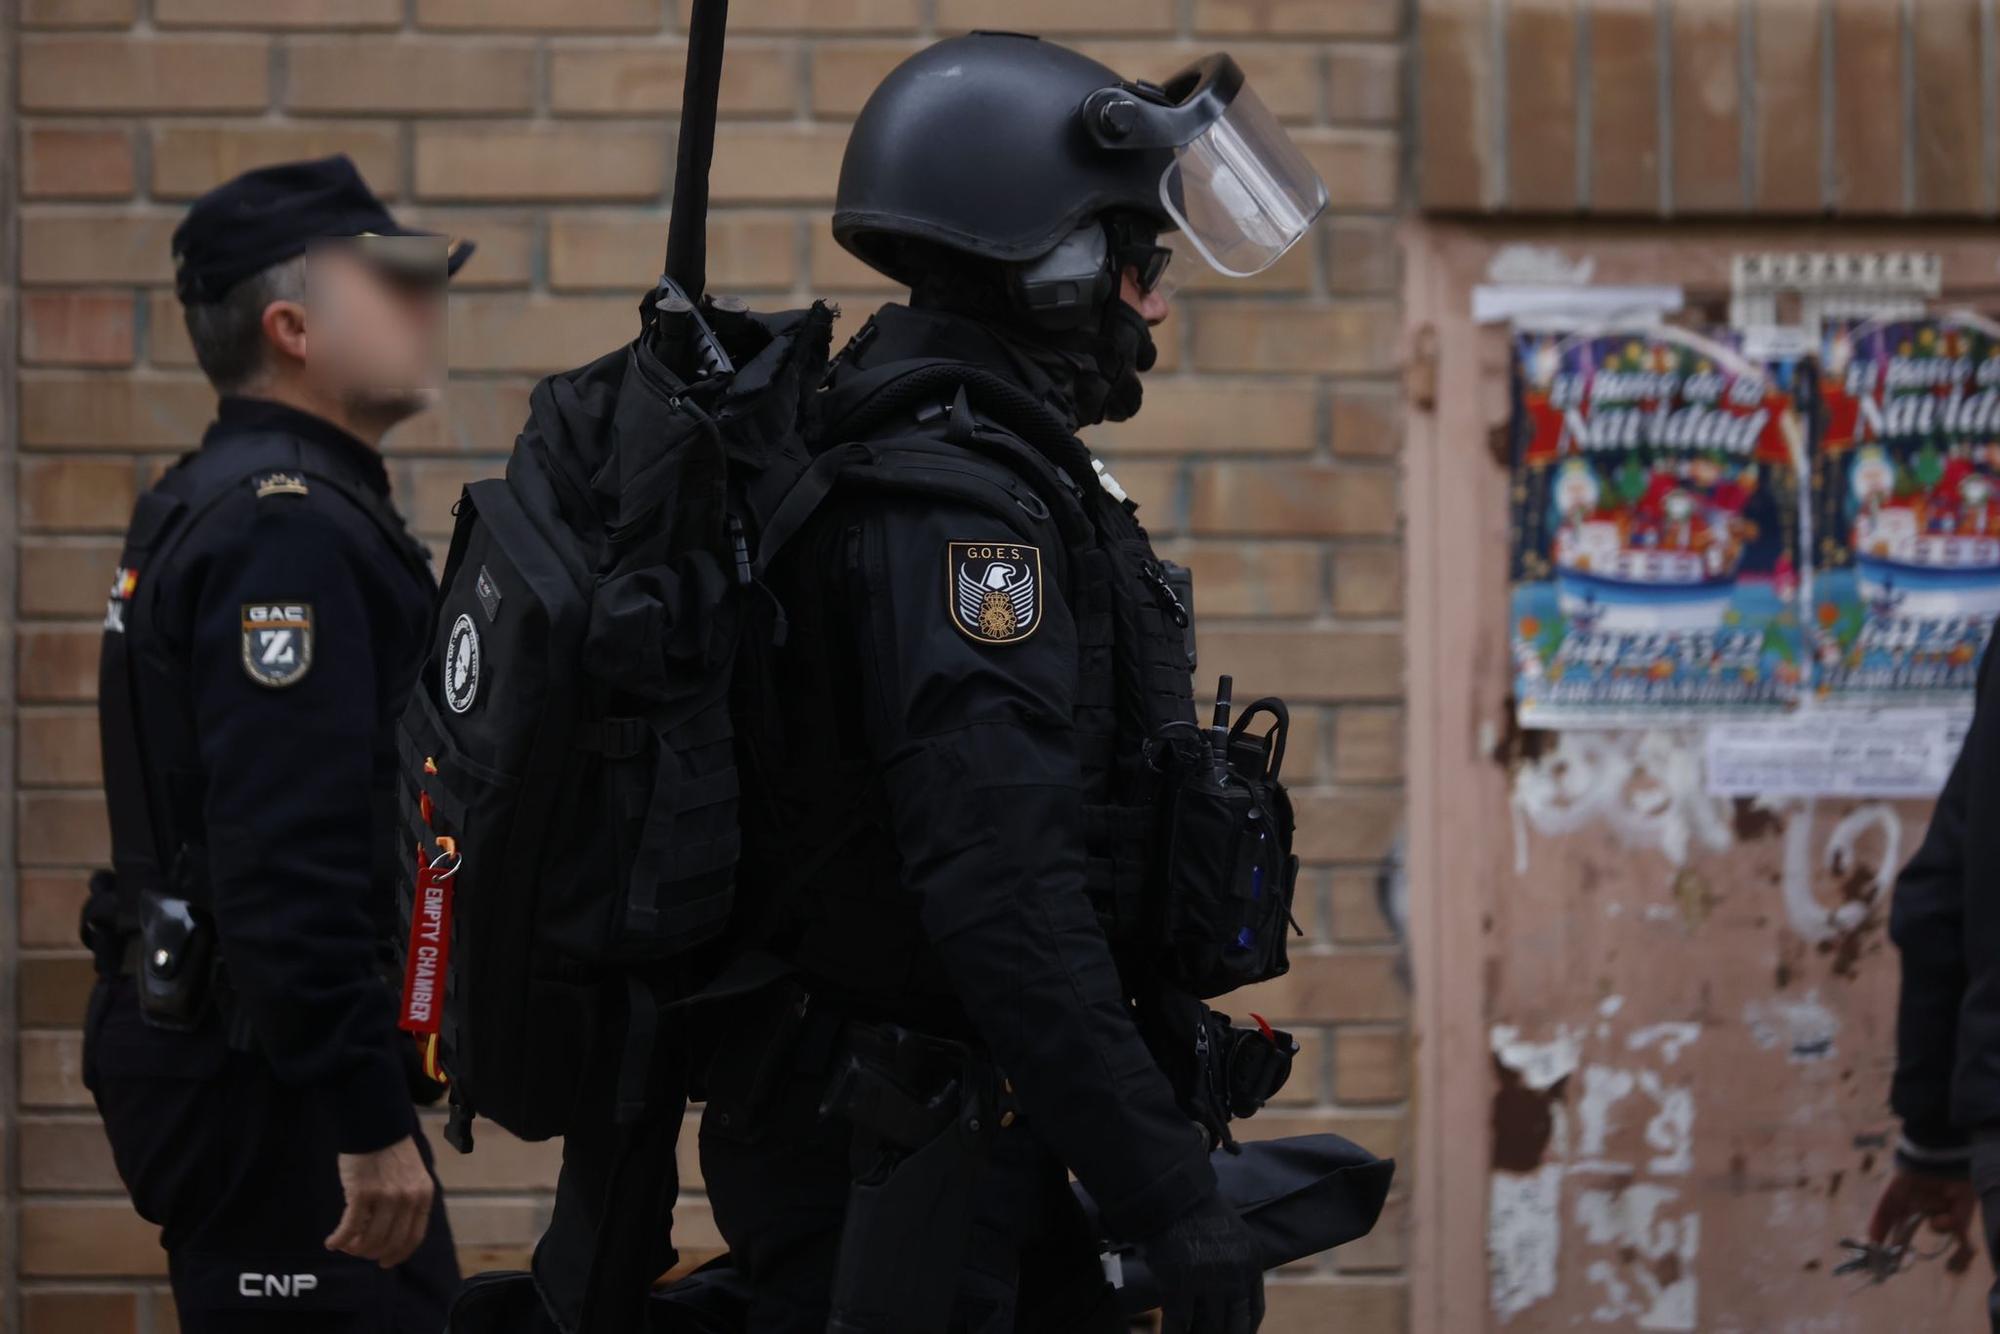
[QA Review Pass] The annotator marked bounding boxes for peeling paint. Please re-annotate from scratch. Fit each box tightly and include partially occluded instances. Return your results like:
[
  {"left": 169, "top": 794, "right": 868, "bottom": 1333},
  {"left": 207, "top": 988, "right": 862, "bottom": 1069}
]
[
  {"left": 1511, "top": 731, "right": 1734, "bottom": 877},
  {"left": 1775, "top": 800, "right": 1901, "bottom": 945},
  {"left": 1627, "top": 1023, "right": 1701, "bottom": 1064},
  {"left": 1743, "top": 990, "right": 1840, "bottom": 1063},
  {"left": 1491, "top": 1165, "right": 1565, "bottom": 1321},
  {"left": 1576, "top": 1184, "right": 1700, "bottom": 1330}
]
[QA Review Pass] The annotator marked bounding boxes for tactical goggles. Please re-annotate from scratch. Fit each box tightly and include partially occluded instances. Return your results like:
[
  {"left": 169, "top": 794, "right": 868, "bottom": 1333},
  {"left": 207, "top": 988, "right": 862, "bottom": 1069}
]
[
  {"left": 1105, "top": 215, "right": 1175, "bottom": 296},
  {"left": 1083, "top": 54, "right": 1328, "bottom": 279}
]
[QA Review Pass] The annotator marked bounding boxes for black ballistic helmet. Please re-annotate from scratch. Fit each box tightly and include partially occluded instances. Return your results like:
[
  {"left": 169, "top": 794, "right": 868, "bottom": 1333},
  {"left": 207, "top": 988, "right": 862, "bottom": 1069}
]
[
  {"left": 835, "top": 32, "right": 1330, "bottom": 290},
  {"left": 833, "top": 33, "right": 1175, "bottom": 286}
]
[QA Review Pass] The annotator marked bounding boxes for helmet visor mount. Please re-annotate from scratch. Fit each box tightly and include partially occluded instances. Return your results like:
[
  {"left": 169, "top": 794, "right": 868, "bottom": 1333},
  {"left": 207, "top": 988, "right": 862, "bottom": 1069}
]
[{"left": 1083, "top": 55, "right": 1329, "bottom": 280}]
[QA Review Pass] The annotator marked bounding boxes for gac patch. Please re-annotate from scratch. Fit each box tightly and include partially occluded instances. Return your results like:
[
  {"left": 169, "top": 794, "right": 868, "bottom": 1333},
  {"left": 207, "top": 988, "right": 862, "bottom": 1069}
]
[
  {"left": 241, "top": 603, "right": 313, "bottom": 688},
  {"left": 948, "top": 541, "right": 1042, "bottom": 645}
]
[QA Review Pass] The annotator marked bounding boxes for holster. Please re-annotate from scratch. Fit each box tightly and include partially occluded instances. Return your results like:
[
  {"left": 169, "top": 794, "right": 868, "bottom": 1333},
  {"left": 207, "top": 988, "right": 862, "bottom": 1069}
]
[{"left": 822, "top": 1024, "right": 992, "bottom": 1334}]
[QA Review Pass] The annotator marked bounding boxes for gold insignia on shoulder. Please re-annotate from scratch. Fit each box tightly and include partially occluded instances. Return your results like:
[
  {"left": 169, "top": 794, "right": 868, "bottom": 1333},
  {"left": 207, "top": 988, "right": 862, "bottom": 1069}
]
[
  {"left": 253, "top": 472, "right": 309, "bottom": 499},
  {"left": 948, "top": 541, "right": 1043, "bottom": 645}
]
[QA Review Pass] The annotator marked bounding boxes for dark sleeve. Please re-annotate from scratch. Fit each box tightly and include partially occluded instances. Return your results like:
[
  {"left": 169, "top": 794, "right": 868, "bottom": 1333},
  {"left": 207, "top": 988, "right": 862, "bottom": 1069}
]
[
  {"left": 1889, "top": 735, "right": 1969, "bottom": 1166},
  {"left": 189, "top": 497, "right": 413, "bottom": 1155},
  {"left": 1955, "top": 639, "right": 2000, "bottom": 1140},
  {"left": 845, "top": 495, "right": 1216, "bottom": 1239}
]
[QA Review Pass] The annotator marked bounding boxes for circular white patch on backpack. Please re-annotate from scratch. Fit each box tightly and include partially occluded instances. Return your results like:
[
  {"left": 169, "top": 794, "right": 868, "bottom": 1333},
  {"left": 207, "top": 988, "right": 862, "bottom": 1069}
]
[{"left": 444, "top": 613, "right": 481, "bottom": 714}]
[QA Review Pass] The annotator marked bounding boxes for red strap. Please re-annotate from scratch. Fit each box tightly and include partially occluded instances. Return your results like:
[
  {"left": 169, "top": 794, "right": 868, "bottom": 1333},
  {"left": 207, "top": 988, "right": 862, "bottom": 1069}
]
[{"left": 398, "top": 845, "right": 454, "bottom": 1035}]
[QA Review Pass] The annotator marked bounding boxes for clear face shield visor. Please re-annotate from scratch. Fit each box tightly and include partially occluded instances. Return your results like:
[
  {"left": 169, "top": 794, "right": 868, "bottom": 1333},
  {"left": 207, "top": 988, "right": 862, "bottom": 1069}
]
[{"left": 1083, "top": 54, "right": 1330, "bottom": 282}]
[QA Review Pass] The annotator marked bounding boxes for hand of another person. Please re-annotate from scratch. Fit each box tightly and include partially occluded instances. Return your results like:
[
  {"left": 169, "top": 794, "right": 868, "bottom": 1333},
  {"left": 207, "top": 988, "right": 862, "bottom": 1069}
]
[
  {"left": 1868, "top": 1167, "right": 1978, "bottom": 1270},
  {"left": 325, "top": 1134, "right": 435, "bottom": 1268}
]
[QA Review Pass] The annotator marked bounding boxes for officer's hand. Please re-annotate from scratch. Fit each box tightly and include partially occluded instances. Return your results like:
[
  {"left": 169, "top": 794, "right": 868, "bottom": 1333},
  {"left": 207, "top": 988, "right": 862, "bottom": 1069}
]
[
  {"left": 1868, "top": 1167, "right": 1977, "bottom": 1269},
  {"left": 326, "top": 1135, "right": 435, "bottom": 1268},
  {"left": 1143, "top": 1196, "right": 1266, "bottom": 1334}
]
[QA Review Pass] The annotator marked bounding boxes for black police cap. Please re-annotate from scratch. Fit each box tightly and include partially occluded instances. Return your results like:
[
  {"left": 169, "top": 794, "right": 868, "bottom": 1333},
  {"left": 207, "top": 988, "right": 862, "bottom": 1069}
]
[{"left": 171, "top": 154, "right": 474, "bottom": 304}]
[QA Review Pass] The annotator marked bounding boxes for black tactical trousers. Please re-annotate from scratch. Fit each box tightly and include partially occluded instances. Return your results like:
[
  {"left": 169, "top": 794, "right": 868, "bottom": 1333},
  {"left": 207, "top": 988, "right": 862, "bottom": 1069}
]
[
  {"left": 84, "top": 977, "right": 460, "bottom": 1333},
  {"left": 1977, "top": 1137, "right": 2000, "bottom": 1333},
  {"left": 699, "top": 1061, "right": 1124, "bottom": 1334}
]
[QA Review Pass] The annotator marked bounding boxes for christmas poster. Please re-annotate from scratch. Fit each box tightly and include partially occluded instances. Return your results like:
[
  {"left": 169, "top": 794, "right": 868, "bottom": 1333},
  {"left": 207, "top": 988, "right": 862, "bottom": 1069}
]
[
  {"left": 1813, "top": 314, "right": 2000, "bottom": 703},
  {"left": 1509, "top": 326, "right": 1808, "bottom": 725}
]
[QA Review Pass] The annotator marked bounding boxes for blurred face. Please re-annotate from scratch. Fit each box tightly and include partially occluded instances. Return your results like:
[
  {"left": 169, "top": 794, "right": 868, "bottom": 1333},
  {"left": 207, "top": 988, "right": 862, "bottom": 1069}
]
[{"left": 295, "top": 241, "right": 447, "bottom": 423}]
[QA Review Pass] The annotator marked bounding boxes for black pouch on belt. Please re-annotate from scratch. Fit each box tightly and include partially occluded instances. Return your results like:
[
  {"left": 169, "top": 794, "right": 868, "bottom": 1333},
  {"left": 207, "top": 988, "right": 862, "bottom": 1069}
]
[
  {"left": 134, "top": 889, "right": 216, "bottom": 1032},
  {"left": 822, "top": 1025, "right": 990, "bottom": 1334}
]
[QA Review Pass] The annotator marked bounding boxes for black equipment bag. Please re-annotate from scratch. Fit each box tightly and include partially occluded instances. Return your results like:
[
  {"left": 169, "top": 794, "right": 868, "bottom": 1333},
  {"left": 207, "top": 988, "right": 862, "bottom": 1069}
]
[{"left": 394, "top": 298, "right": 835, "bottom": 1148}]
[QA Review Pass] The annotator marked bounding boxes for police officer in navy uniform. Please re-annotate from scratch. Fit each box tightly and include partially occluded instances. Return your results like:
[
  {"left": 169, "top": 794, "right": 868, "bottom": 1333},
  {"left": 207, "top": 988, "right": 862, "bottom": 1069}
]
[
  {"left": 700, "top": 34, "right": 1328, "bottom": 1334},
  {"left": 83, "top": 155, "right": 471, "bottom": 1332}
]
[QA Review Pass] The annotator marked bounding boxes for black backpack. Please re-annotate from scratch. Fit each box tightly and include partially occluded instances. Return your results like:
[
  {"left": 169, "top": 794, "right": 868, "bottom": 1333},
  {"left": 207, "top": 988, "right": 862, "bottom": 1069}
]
[{"left": 393, "top": 299, "right": 835, "bottom": 1148}]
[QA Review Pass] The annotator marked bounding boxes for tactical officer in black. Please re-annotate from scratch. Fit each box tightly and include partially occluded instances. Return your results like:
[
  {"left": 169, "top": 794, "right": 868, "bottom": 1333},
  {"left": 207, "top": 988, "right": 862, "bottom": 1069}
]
[
  {"left": 701, "top": 35, "right": 1329, "bottom": 1334},
  {"left": 84, "top": 156, "right": 472, "bottom": 1332},
  {"left": 1875, "top": 639, "right": 2000, "bottom": 1326}
]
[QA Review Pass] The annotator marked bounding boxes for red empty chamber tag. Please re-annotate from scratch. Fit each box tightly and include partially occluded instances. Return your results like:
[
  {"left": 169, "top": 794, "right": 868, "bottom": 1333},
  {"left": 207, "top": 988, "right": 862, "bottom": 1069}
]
[{"left": 399, "top": 846, "right": 455, "bottom": 1035}]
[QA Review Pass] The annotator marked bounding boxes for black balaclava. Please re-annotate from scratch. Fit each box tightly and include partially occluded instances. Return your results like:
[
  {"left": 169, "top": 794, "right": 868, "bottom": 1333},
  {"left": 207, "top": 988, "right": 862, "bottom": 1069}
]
[{"left": 904, "top": 221, "right": 1158, "bottom": 430}]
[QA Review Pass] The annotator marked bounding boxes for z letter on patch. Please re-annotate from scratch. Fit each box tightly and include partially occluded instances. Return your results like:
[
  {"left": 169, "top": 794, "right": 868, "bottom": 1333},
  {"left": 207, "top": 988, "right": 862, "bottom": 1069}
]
[
  {"left": 948, "top": 541, "right": 1042, "bottom": 645},
  {"left": 241, "top": 604, "right": 313, "bottom": 687}
]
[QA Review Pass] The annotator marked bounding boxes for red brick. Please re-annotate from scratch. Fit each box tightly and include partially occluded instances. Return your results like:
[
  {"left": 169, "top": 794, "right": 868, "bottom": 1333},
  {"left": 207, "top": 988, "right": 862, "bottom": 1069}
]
[
  {"left": 22, "top": 126, "right": 137, "bottom": 199},
  {"left": 1752, "top": 0, "right": 1824, "bottom": 213},
  {"left": 1261, "top": 1278, "right": 1407, "bottom": 1330},
  {"left": 21, "top": 211, "right": 178, "bottom": 286},
  {"left": 21, "top": 1031, "right": 92, "bottom": 1108},
  {"left": 1200, "top": 627, "right": 1402, "bottom": 701},
  {"left": 21, "top": 35, "right": 270, "bottom": 113},
  {"left": 19, "top": 953, "right": 98, "bottom": 1024},
  {"left": 680, "top": 0, "right": 920, "bottom": 31},
  {"left": 1333, "top": 705, "right": 1403, "bottom": 782},
  {"left": 22, "top": 1290, "right": 140, "bottom": 1334},
  {"left": 1093, "top": 380, "right": 1317, "bottom": 457},
  {"left": 1335, "top": 1192, "right": 1409, "bottom": 1272},
  {"left": 549, "top": 42, "right": 797, "bottom": 116},
  {"left": 288, "top": 38, "right": 538, "bottom": 114},
  {"left": 404, "top": 458, "right": 509, "bottom": 536},
  {"left": 807, "top": 40, "right": 920, "bottom": 117},
  {"left": 395, "top": 211, "right": 538, "bottom": 290},
  {"left": 19, "top": 628, "right": 104, "bottom": 705},
  {"left": 1293, "top": 787, "right": 1403, "bottom": 863},
  {"left": 22, "top": 292, "right": 135, "bottom": 367},
  {"left": 1233, "top": 949, "right": 1407, "bottom": 1022},
  {"left": 938, "top": 0, "right": 1174, "bottom": 34},
  {"left": 21, "top": 373, "right": 216, "bottom": 450},
  {"left": 1417, "top": 0, "right": 1493, "bottom": 208},
  {"left": 1508, "top": 1, "right": 1581, "bottom": 210},
  {"left": 1829, "top": 0, "right": 1904, "bottom": 213},
  {"left": 1326, "top": 217, "right": 1400, "bottom": 295},
  {"left": 1191, "top": 303, "right": 1400, "bottom": 375},
  {"left": 1326, "top": 43, "right": 1402, "bottom": 125},
  {"left": 1333, "top": 1027, "right": 1409, "bottom": 1103},
  {"left": 1329, "top": 387, "right": 1402, "bottom": 459},
  {"left": 1083, "top": 42, "right": 1322, "bottom": 123},
  {"left": 21, "top": 871, "right": 94, "bottom": 948},
  {"left": 20, "top": 1118, "right": 119, "bottom": 1191},
  {"left": 20, "top": 458, "right": 138, "bottom": 533},
  {"left": 20, "top": 709, "right": 105, "bottom": 786},
  {"left": 382, "top": 379, "right": 536, "bottom": 455},
  {"left": 1298, "top": 129, "right": 1400, "bottom": 211},
  {"left": 1196, "top": 0, "right": 1399, "bottom": 37},
  {"left": 417, "top": 0, "right": 665, "bottom": 30},
  {"left": 808, "top": 228, "right": 897, "bottom": 291},
  {"left": 1173, "top": 240, "right": 1314, "bottom": 295},
  {"left": 548, "top": 212, "right": 797, "bottom": 291},
  {"left": 1332, "top": 543, "right": 1403, "bottom": 616},
  {"left": 1588, "top": 0, "right": 1663, "bottom": 213},
  {"left": 416, "top": 124, "right": 670, "bottom": 202},
  {"left": 21, "top": 1200, "right": 166, "bottom": 1278},
  {"left": 151, "top": 123, "right": 401, "bottom": 200},
  {"left": 22, "top": 0, "right": 135, "bottom": 26},
  {"left": 1670, "top": 0, "right": 1745, "bottom": 213},
  {"left": 447, "top": 295, "right": 637, "bottom": 374},
  {"left": 1191, "top": 463, "right": 1397, "bottom": 537},
  {"left": 158, "top": 0, "right": 400, "bottom": 25},
  {"left": 1174, "top": 542, "right": 1323, "bottom": 617},
  {"left": 1912, "top": 0, "right": 1985, "bottom": 214},
  {"left": 708, "top": 124, "right": 849, "bottom": 204}
]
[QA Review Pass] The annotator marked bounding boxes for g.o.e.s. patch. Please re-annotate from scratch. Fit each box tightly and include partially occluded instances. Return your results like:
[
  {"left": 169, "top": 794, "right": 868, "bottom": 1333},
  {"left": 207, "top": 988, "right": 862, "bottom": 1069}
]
[
  {"left": 948, "top": 541, "right": 1042, "bottom": 645},
  {"left": 241, "top": 603, "right": 313, "bottom": 687}
]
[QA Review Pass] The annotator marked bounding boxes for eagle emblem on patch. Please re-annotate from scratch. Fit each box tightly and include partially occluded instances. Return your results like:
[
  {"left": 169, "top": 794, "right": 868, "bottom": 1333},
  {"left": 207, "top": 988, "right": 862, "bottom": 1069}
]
[
  {"left": 241, "top": 603, "right": 313, "bottom": 687},
  {"left": 948, "top": 541, "right": 1042, "bottom": 644}
]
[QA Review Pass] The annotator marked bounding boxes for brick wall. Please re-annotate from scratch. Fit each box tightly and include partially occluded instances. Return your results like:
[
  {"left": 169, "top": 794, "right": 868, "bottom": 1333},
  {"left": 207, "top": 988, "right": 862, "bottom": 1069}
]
[
  {"left": 9, "top": 2, "right": 1411, "bottom": 1330},
  {"left": 1420, "top": 0, "right": 2000, "bottom": 215}
]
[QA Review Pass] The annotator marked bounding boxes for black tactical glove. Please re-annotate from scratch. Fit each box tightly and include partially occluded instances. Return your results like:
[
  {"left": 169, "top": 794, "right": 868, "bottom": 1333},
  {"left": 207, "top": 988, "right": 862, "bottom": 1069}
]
[{"left": 1143, "top": 1196, "right": 1266, "bottom": 1334}]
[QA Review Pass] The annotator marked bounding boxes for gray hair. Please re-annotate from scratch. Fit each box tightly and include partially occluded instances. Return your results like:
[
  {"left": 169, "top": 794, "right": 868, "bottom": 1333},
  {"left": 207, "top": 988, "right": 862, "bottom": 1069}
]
[{"left": 182, "top": 255, "right": 308, "bottom": 395}]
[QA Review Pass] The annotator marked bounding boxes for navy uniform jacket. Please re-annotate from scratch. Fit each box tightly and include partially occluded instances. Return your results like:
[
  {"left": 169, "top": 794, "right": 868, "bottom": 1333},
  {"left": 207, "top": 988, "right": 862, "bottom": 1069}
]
[
  {"left": 741, "top": 305, "right": 1217, "bottom": 1240},
  {"left": 100, "top": 396, "right": 436, "bottom": 1154}
]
